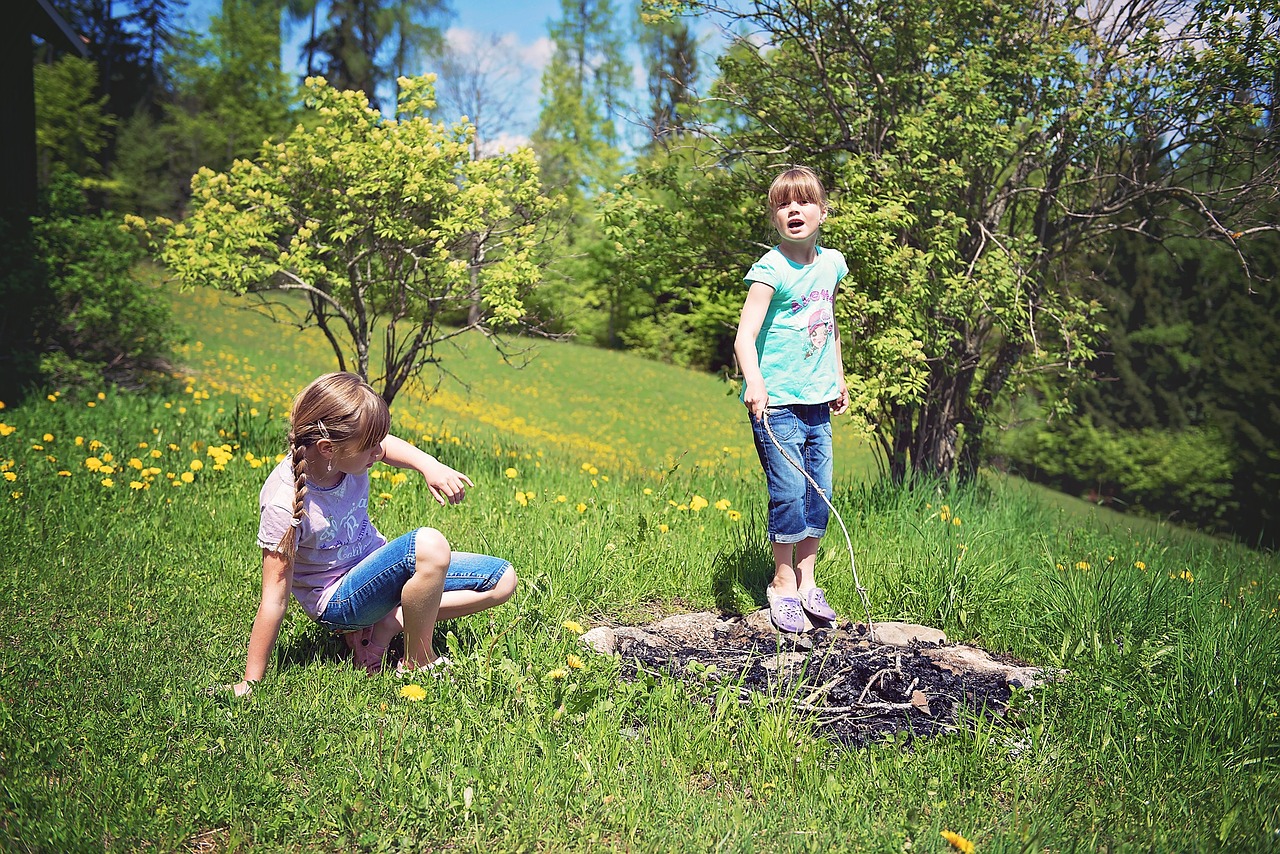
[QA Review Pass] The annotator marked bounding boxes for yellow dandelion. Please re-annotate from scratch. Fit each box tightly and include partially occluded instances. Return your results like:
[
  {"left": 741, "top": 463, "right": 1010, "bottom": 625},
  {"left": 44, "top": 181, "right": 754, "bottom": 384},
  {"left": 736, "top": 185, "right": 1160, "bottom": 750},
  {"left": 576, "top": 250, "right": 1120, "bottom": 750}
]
[
  {"left": 562, "top": 619, "right": 585, "bottom": 635},
  {"left": 30, "top": 444, "right": 44, "bottom": 452},
  {"left": 42, "top": 433, "right": 53, "bottom": 442},
  {"left": 575, "top": 503, "right": 587, "bottom": 513},
  {"left": 714, "top": 498, "right": 731, "bottom": 511},
  {"left": 555, "top": 494, "right": 567, "bottom": 503},
  {"left": 189, "top": 459, "right": 204, "bottom": 472},
  {"left": 690, "top": 495, "right": 709, "bottom": 512},
  {"left": 514, "top": 491, "right": 528, "bottom": 507},
  {"left": 101, "top": 478, "right": 114, "bottom": 488},
  {"left": 1135, "top": 561, "right": 1146, "bottom": 571},
  {"left": 378, "top": 491, "right": 393, "bottom": 501},
  {"left": 46, "top": 394, "right": 56, "bottom": 402},
  {"left": 101, "top": 452, "right": 113, "bottom": 463},
  {"left": 57, "top": 470, "right": 71, "bottom": 477},
  {"left": 941, "top": 830, "right": 975, "bottom": 854},
  {"left": 727, "top": 510, "right": 742, "bottom": 522},
  {"left": 952, "top": 517, "right": 962, "bottom": 526},
  {"left": 180, "top": 471, "right": 194, "bottom": 484},
  {"left": 99, "top": 466, "right": 114, "bottom": 476},
  {"left": 399, "top": 684, "right": 427, "bottom": 701},
  {"left": 658, "top": 523, "right": 669, "bottom": 533},
  {"left": 1076, "top": 561, "right": 1090, "bottom": 571},
  {"left": 2, "top": 471, "right": 16, "bottom": 482},
  {"left": 504, "top": 467, "right": 518, "bottom": 478},
  {"left": 643, "top": 487, "right": 653, "bottom": 495},
  {"left": 566, "top": 654, "right": 585, "bottom": 670},
  {"left": 10, "top": 491, "right": 21, "bottom": 500},
  {"left": 546, "top": 668, "right": 568, "bottom": 681},
  {"left": 75, "top": 436, "right": 84, "bottom": 446},
  {"left": 129, "top": 458, "right": 144, "bottom": 470},
  {"left": 96, "top": 392, "right": 105, "bottom": 400},
  {"left": 130, "top": 481, "right": 145, "bottom": 490}
]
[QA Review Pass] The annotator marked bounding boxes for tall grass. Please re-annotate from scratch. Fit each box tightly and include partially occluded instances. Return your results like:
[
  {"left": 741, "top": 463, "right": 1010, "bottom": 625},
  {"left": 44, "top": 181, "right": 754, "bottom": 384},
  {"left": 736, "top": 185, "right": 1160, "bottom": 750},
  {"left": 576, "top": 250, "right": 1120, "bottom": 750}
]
[{"left": 0, "top": 283, "right": 1276, "bottom": 851}]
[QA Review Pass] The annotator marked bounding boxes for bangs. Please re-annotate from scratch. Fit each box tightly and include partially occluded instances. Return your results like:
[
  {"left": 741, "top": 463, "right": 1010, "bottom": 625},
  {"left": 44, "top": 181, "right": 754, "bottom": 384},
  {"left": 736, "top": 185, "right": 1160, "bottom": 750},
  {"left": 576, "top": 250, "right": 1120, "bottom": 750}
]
[
  {"left": 351, "top": 391, "right": 391, "bottom": 450},
  {"left": 768, "top": 167, "right": 827, "bottom": 209}
]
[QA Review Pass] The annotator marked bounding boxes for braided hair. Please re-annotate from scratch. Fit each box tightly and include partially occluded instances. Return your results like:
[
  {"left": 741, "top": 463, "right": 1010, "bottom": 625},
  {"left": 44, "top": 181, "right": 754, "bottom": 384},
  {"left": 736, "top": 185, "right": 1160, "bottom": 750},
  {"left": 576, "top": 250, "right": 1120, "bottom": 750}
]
[{"left": 275, "top": 372, "right": 391, "bottom": 562}]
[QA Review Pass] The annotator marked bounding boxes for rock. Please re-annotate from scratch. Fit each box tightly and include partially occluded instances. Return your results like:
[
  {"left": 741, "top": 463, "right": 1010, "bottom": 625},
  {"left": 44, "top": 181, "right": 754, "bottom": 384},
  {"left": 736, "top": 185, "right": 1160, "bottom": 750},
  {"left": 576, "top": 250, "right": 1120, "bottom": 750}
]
[
  {"left": 580, "top": 627, "right": 617, "bottom": 655},
  {"left": 870, "top": 621, "right": 948, "bottom": 647},
  {"left": 910, "top": 690, "right": 933, "bottom": 716},
  {"left": 922, "top": 644, "right": 1006, "bottom": 675},
  {"left": 651, "top": 612, "right": 721, "bottom": 646}
]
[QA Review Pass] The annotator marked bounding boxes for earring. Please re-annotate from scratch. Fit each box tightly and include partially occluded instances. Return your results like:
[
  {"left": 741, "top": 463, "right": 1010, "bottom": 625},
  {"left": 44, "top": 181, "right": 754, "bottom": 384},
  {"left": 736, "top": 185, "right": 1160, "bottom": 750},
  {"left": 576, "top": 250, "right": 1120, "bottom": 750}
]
[{"left": 327, "top": 460, "right": 333, "bottom": 473}]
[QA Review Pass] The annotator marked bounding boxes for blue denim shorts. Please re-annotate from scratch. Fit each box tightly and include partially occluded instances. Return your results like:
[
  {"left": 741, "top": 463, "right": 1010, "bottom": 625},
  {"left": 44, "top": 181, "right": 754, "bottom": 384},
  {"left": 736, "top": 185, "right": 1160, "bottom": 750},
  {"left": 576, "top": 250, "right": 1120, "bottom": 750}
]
[
  {"left": 317, "top": 528, "right": 511, "bottom": 631},
  {"left": 750, "top": 404, "right": 833, "bottom": 543}
]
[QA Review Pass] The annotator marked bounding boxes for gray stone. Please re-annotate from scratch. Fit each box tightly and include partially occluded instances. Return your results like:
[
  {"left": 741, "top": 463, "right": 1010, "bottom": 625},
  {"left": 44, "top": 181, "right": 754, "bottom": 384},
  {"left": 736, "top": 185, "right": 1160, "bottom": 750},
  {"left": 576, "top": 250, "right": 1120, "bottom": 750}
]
[
  {"left": 869, "top": 621, "right": 948, "bottom": 647},
  {"left": 579, "top": 626, "right": 617, "bottom": 655}
]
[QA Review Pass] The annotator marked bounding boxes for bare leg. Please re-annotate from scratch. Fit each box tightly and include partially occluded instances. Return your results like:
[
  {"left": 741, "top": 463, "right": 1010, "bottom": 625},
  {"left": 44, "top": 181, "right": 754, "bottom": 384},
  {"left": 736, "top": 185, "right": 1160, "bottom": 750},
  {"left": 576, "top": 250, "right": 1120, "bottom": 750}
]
[
  {"left": 793, "top": 536, "right": 820, "bottom": 592},
  {"left": 769, "top": 541, "right": 798, "bottom": 595},
  {"left": 401, "top": 528, "right": 449, "bottom": 668},
  {"left": 437, "top": 566, "right": 517, "bottom": 621}
]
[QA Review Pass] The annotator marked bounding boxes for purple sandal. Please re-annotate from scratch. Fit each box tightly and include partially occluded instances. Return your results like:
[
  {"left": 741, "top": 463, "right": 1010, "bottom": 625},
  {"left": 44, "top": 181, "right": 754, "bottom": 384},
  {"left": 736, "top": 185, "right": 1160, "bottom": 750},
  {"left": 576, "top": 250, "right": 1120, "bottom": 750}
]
[
  {"left": 800, "top": 587, "right": 838, "bottom": 622},
  {"left": 766, "top": 588, "right": 806, "bottom": 634}
]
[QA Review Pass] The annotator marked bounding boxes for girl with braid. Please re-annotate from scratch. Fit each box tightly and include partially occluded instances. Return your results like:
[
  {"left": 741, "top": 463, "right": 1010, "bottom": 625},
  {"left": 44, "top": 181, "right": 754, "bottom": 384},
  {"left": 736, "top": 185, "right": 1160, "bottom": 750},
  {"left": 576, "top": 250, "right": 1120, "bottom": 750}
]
[{"left": 229, "top": 372, "right": 516, "bottom": 695}]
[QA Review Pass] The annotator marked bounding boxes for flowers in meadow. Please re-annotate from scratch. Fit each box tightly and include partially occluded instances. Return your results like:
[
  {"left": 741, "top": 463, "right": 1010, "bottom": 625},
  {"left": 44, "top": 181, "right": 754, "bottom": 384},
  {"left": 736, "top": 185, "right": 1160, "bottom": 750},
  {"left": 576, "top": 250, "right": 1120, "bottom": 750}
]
[
  {"left": 689, "top": 495, "right": 709, "bottom": 512},
  {"left": 562, "top": 619, "right": 585, "bottom": 635},
  {"left": 546, "top": 667, "right": 568, "bottom": 681},
  {"left": 941, "top": 830, "right": 975, "bottom": 854},
  {"left": 566, "top": 654, "right": 584, "bottom": 670},
  {"left": 504, "top": 467, "right": 518, "bottom": 478},
  {"left": 399, "top": 684, "right": 427, "bottom": 701}
]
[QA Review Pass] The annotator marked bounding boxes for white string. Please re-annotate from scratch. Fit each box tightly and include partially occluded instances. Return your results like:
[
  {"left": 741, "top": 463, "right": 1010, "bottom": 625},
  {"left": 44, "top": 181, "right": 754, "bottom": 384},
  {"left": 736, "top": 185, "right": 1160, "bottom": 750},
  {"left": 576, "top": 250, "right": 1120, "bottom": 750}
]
[{"left": 762, "top": 409, "right": 876, "bottom": 642}]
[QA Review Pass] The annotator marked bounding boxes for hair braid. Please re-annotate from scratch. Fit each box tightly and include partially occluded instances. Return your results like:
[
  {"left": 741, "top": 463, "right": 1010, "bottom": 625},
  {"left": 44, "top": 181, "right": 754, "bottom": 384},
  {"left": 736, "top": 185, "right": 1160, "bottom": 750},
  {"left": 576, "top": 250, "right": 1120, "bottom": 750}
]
[{"left": 276, "top": 434, "right": 309, "bottom": 563}]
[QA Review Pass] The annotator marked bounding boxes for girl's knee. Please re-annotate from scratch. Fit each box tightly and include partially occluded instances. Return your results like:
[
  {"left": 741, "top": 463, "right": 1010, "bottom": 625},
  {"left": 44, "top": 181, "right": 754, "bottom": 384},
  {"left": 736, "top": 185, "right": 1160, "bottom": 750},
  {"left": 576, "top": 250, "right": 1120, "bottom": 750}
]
[
  {"left": 413, "top": 527, "right": 450, "bottom": 572},
  {"left": 491, "top": 565, "right": 517, "bottom": 603}
]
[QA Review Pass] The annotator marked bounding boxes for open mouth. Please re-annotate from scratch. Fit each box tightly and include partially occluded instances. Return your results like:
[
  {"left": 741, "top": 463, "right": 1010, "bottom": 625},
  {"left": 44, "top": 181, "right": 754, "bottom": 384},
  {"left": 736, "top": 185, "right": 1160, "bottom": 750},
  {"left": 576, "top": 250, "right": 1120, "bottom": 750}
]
[{"left": 788, "top": 218, "right": 804, "bottom": 229}]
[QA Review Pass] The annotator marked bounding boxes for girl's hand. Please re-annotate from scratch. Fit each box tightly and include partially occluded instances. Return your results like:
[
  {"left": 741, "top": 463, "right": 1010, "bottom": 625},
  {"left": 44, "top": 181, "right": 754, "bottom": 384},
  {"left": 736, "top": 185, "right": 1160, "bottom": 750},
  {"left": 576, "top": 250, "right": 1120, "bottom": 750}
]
[
  {"left": 422, "top": 457, "right": 474, "bottom": 506},
  {"left": 830, "top": 383, "right": 849, "bottom": 416},
  {"left": 743, "top": 380, "right": 769, "bottom": 422}
]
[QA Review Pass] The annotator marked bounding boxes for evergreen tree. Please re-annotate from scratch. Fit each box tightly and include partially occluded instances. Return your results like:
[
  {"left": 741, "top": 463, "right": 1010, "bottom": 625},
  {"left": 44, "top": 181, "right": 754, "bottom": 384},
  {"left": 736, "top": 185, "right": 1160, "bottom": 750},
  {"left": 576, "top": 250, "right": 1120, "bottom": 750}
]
[
  {"left": 532, "top": 0, "right": 629, "bottom": 205},
  {"left": 637, "top": 9, "right": 698, "bottom": 145}
]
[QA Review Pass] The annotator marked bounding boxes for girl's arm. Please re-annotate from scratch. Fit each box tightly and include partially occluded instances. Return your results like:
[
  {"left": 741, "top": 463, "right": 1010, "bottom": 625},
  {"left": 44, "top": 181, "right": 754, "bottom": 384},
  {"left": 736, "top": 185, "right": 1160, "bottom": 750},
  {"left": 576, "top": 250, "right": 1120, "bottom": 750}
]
[
  {"left": 734, "top": 282, "right": 775, "bottom": 421},
  {"left": 232, "top": 549, "right": 293, "bottom": 697},
  {"left": 830, "top": 314, "right": 849, "bottom": 416},
  {"left": 380, "top": 433, "right": 473, "bottom": 505}
]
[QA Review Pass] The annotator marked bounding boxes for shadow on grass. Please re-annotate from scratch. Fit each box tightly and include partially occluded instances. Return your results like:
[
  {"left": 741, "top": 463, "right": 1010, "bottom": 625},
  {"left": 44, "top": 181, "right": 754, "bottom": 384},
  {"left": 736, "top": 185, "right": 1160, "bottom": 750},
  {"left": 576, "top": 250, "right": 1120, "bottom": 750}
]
[{"left": 711, "top": 539, "right": 774, "bottom": 615}]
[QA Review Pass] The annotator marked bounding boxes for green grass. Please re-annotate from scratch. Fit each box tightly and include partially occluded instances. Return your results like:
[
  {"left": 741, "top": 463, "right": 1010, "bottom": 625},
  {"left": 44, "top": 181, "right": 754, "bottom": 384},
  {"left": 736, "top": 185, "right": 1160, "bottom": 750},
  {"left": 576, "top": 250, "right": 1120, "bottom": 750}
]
[{"left": 0, "top": 283, "right": 1277, "bottom": 851}]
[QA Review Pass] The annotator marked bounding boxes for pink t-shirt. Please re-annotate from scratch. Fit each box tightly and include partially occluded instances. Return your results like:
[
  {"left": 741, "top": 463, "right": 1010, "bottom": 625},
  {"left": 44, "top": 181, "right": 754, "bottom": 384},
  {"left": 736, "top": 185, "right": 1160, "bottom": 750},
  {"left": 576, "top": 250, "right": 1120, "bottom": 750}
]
[{"left": 256, "top": 458, "right": 387, "bottom": 619}]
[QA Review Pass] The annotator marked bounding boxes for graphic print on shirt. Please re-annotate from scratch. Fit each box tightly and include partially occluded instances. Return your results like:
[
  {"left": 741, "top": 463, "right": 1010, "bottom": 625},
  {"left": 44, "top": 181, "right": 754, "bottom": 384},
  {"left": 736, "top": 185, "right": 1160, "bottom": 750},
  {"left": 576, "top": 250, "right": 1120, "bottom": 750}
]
[{"left": 804, "top": 306, "right": 833, "bottom": 360}]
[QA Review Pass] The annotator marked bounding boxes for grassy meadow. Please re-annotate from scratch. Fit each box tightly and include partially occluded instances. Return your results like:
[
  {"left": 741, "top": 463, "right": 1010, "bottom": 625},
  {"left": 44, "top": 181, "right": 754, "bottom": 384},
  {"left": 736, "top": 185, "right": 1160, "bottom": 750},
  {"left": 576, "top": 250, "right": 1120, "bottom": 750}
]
[{"left": 0, "top": 283, "right": 1277, "bottom": 851}]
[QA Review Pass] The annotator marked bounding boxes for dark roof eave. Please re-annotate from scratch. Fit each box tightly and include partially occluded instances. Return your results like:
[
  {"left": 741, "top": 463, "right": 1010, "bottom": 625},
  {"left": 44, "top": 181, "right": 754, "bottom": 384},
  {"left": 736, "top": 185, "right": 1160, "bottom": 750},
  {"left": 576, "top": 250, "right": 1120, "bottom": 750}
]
[{"left": 28, "top": 0, "right": 88, "bottom": 57}]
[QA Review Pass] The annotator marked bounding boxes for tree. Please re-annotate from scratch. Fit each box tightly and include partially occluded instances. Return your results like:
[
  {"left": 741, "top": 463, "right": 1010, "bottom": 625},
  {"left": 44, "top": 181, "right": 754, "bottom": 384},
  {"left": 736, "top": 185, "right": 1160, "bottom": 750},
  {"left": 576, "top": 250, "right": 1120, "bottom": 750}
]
[
  {"left": 134, "top": 75, "right": 554, "bottom": 405},
  {"left": 162, "top": 0, "right": 295, "bottom": 179},
  {"left": 303, "top": 0, "right": 449, "bottom": 111},
  {"left": 619, "top": 0, "right": 1278, "bottom": 482},
  {"left": 34, "top": 56, "right": 116, "bottom": 189},
  {"left": 637, "top": 7, "right": 698, "bottom": 145},
  {"left": 532, "top": 0, "right": 630, "bottom": 205},
  {"left": 431, "top": 32, "right": 530, "bottom": 161}
]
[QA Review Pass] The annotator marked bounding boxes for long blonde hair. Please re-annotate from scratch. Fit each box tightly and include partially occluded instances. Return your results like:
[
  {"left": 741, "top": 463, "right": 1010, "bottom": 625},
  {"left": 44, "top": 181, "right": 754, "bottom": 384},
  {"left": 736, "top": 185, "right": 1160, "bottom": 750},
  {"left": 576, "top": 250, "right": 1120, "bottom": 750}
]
[{"left": 276, "top": 372, "right": 390, "bottom": 561}]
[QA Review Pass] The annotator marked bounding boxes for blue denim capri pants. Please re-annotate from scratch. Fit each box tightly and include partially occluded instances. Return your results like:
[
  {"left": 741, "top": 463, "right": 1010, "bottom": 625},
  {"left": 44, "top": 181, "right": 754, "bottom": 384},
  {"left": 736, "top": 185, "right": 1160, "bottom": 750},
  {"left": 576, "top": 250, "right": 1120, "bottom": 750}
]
[
  {"left": 317, "top": 528, "right": 511, "bottom": 632},
  {"left": 750, "top": 403, "right": 833, "bottom": 544}
]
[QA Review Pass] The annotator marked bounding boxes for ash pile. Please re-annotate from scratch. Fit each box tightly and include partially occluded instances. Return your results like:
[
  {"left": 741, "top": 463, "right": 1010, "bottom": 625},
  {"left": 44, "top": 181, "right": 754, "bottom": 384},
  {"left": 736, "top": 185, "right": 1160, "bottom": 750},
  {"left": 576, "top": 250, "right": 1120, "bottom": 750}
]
[{"left": 581, "top": 612, "right": 1053, "bottom": 747}]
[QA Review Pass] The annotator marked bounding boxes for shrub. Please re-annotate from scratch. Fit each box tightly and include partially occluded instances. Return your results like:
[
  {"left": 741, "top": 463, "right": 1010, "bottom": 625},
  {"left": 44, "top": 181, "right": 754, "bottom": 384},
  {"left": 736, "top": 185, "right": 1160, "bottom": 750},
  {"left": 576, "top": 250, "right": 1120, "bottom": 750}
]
[
  {"left": 27, "top": 172, "right": 180, "bottom": 392},
  {"left": 995, "top": 415, "right": 1237, "bottom": 528}
]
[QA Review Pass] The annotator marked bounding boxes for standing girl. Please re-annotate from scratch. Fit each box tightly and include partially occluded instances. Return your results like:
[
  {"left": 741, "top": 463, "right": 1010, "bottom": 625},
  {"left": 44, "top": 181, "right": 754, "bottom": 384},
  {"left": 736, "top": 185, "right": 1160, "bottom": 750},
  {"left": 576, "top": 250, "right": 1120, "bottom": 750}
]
[
  {"left": 230, "top": 372, "right": 516, "bottom": 695},
  {"left": 734, "top": 166, "right": 849, "bottom": 633}
]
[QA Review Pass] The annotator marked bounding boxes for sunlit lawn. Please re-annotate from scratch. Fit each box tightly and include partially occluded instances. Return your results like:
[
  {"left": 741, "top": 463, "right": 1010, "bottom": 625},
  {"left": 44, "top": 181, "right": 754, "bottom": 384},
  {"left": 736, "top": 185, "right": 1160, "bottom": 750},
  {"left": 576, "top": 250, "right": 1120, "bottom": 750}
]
[{"left": 0, "top": 280, "right": 1276, "bottom": 851}]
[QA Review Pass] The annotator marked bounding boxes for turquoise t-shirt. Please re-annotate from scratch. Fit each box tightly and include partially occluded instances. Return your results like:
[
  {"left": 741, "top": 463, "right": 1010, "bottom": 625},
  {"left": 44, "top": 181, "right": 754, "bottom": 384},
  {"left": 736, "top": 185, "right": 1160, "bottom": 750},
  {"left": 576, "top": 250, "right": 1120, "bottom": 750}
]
[{"left": 743, "top": 246, "right": 848, "bottom": 406}]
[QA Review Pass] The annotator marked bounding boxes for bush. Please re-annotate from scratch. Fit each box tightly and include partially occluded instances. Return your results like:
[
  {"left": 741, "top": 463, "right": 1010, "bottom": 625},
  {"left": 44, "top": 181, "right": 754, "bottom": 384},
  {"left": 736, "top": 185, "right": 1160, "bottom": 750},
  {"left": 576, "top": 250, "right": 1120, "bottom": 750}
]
[{"left": 995, "top": 415, "right": 1237, "bottom": 528}]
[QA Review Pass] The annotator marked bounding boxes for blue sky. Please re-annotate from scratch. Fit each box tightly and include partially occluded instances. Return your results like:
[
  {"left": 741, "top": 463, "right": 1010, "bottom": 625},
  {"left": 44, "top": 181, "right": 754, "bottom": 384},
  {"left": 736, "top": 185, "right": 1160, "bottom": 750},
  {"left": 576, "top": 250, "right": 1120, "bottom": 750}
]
[{"left": 181, "top": 0, "right": 724, "bottom": 148}]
